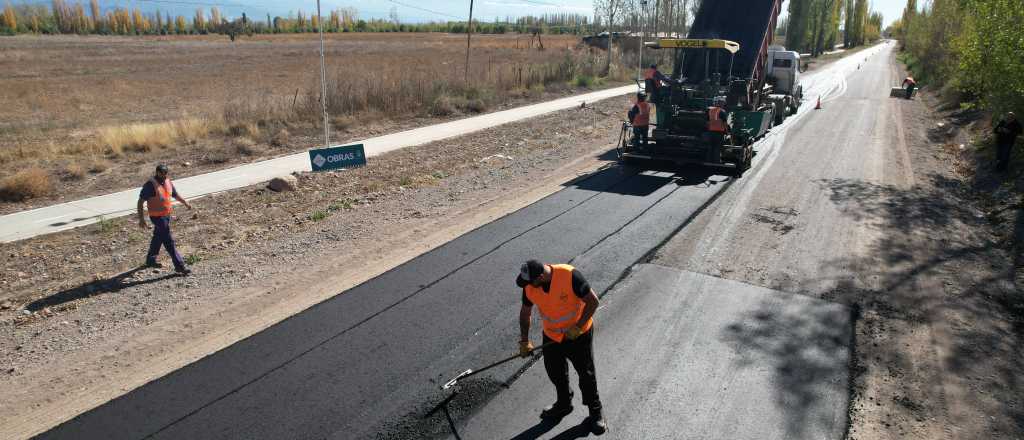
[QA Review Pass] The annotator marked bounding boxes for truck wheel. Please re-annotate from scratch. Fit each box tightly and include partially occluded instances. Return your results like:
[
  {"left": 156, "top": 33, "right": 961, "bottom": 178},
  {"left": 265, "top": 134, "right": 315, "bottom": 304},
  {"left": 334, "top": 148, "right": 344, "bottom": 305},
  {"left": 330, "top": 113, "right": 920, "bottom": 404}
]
[{"left": 774, "top": 106, "right": 785, "bottom": 125}]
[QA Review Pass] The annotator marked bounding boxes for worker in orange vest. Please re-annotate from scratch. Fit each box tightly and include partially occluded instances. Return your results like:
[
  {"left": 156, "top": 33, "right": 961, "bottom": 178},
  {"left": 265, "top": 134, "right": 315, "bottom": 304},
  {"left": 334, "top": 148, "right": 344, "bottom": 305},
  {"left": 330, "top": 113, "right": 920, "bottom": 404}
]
[
  {"left": 137, "top": 164, "right": 194, "bottom": 275},
  {"left": 517, "top": 259, "right": 606, "bottom": 435},
  {"left": 644, "top": 63, "right": 672, "bottom": 95},
  {"left": 705, "top": 97, "right": 729, "bottom": 163},
  {"left": 902, "top": 76, "right": 916, "bottom": 99},
  {"left": 628, "top": 92, "right": 652, "bottom": 147}
]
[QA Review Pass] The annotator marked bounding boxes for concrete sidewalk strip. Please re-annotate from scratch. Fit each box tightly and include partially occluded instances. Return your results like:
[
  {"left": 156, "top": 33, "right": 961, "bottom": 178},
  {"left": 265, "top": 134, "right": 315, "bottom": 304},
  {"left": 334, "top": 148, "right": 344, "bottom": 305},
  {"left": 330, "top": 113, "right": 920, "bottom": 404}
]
[
  {"left": 0, "top": 85, "right": 636, "bottom": 243},
  {"left": 450, "top": 264, "right": 851, "bottom": 439}
]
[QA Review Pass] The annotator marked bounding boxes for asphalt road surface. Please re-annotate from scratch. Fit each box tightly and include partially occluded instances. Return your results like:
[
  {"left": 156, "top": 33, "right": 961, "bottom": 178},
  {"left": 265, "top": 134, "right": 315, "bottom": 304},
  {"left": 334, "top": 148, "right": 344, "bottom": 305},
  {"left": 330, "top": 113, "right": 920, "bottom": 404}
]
[
  {"left": 34, "top": 42, "right": 895, "bottom": 439},
  {"left": 0, "top": 85, "right": 633, "bottom": 244}
]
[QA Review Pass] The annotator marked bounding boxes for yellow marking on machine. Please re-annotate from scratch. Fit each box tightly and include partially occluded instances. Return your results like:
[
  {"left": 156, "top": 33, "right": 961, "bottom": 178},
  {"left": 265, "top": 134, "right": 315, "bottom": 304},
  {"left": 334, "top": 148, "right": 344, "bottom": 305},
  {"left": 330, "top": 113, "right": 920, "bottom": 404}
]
[{"left": 648, "top": 39, "right": 740, "bottom": 53}]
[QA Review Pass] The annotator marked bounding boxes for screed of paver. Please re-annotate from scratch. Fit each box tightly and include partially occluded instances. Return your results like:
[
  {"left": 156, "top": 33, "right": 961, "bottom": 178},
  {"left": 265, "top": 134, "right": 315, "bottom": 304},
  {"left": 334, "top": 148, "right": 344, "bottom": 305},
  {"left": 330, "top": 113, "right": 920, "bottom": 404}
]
[{"left": 447, "top": 264, "right": 851, "bottom": 440}]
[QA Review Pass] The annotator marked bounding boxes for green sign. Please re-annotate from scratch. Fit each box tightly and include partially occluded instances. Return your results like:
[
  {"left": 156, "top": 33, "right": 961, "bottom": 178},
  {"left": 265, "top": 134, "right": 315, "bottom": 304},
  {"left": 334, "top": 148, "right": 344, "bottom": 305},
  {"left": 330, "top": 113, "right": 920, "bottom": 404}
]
[{"left": 309, "top": 144, "right": 366, "bottom": 172}]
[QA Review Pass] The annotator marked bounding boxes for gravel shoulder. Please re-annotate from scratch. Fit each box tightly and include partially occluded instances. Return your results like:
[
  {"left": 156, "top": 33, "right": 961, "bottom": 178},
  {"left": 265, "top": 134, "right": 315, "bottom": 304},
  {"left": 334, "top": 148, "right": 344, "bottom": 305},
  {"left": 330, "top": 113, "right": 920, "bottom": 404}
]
[{"left": 0, "top": 96, "right": 629, "bottom": 439}]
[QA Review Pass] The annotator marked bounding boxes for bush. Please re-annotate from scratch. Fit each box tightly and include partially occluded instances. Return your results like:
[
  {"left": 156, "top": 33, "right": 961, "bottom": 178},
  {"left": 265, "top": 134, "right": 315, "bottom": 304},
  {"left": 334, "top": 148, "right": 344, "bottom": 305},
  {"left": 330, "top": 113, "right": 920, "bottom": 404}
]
[
  {"left": 63, "top": 163, "right": 86, "bottom": 180},
  {"left": 429, "top": 95, "right": 456, "bottom": 116},
  {"left": 574, "top": 75, "right": 595, "bottom": 88},
  {"left": 0, "top": 167, "right": 54, "bottom": 202}
]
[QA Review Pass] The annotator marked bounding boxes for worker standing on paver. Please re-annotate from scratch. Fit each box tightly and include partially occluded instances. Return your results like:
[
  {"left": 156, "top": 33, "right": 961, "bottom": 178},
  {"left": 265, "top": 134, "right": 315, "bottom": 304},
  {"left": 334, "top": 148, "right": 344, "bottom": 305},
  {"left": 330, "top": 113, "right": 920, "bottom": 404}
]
[
  {"left": 994, "top": 111, "right": 1023, "bottom": 172},
  {"left": 628, "top": 92, "right": 652, "bottom": 147},
  {"left": 705, "top": 96, "right": 729, "bottom": 163},
  {"left": 137, "top": 164, "right": 193, "bottom": 275},
  {"left": 644, "top": 63, "right": 672, "bottom": 97},
  {"left": 517, "top": 259, "right": 607, "bottom": 435},
  {"left": 902, "top": 76, "right": 917, "bottom": 99}
]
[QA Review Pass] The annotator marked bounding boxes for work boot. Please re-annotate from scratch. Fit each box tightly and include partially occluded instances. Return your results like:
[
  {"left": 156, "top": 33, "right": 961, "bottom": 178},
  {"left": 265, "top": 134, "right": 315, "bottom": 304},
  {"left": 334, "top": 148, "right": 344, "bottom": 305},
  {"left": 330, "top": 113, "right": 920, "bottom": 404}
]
[
  {"left": 540, "top": 394, "right": 573, "bottom": 419},
  {"left": 589, "top": 406, "right": 607, "bottom": 435},
  {"left": 175, "top": 266, "right": 192, "bottom": 276},
  {"left": 143, "top": 261, "right": 162, "bottom": 269}
]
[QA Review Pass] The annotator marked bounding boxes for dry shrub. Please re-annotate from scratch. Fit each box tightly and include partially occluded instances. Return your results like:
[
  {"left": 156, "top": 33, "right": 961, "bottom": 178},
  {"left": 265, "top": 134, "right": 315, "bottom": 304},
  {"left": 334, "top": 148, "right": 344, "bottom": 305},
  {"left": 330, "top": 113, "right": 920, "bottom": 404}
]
[
  {"left": 270, "top": 128, "right": 290, "bottom": 147},
  {"left": 463, "top": 99, "right": 488, "bottom": 113},
  {"left": 95, "top": 118, "right": 218, "bottom": 156},
  {"left": 228, "top": 122, "right": 260, "bottom": 138},
  {"left": 0, "top": 167, "right": 53, "bottom": 201},
  {"left": 429, "top": 95, "right": 457, "bottom": 117},
  {"left": 88, "top": 158, "right": 109, "bottom": 174},
  {"left": 331, "top": 115, "right": 356, "bottom": 131},
  {"left": 234, "top": 137, "right": 261, "bottom": 156},
  {"left": 63, "top": 163, "right": 86, "bottom": 180}
]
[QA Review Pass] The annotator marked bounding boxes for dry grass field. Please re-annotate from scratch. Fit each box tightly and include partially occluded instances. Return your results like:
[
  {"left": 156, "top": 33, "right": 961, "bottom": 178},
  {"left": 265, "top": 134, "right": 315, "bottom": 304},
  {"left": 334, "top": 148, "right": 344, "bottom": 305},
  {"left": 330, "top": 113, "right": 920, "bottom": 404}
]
[{"left": 0, "top": 32, "right": 620, "bottom": 209}]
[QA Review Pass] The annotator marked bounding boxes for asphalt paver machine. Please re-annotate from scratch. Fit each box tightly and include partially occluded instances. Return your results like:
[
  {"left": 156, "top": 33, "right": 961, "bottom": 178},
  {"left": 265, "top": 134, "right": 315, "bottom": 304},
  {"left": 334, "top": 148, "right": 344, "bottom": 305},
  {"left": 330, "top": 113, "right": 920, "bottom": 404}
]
[{"left": 618, "top": 0, "right": 800, "bottom": 178}]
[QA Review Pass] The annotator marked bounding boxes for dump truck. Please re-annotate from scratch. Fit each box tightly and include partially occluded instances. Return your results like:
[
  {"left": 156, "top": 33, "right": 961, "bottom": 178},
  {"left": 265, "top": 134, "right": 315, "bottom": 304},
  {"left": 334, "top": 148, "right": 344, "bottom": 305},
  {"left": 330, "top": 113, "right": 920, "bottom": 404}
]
[{"left": 618, "top": 0, "right": 801, "bottom": 177}]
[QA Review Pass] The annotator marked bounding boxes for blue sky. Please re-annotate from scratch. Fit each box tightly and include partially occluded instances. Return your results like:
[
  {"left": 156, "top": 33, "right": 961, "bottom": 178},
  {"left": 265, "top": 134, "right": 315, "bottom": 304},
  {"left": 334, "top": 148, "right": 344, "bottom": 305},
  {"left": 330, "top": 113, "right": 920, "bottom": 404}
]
[{"left": 85, "top": 0, "right": 905, "bottom": 28}]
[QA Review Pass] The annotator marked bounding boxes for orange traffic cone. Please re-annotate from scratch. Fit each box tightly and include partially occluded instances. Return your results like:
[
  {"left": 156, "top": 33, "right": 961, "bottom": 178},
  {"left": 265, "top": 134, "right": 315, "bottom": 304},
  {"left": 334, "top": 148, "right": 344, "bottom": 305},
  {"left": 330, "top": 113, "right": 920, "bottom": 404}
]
[{"left": 815, "top": 96, "right": 822, "bottom": 110}]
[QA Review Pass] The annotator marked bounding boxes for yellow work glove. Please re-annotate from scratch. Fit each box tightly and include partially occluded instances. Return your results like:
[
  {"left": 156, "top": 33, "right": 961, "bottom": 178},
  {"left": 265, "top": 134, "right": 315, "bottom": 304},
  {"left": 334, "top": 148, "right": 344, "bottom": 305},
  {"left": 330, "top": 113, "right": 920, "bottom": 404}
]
[
  {"left": 519, "top": 340, "right": 535, "bottom": 358},
  {"left": 566, "top": 326, "right": 584, "bottom": 341}
]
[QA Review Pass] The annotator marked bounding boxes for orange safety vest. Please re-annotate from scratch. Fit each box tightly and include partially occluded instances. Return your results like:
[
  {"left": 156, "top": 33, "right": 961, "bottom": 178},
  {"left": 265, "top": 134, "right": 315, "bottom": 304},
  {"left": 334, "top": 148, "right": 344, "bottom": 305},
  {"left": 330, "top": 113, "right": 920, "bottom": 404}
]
[
  {"left": 524, "top": 264, "right": 594, "bottom": 342},
  {"left": 707, "top": 106, "right": 727, "bottom": 133},
  {"left": 644, "top": 68, "right": 661, "bottom": 89},
  {"left": 146, "top": 178, "right": 174, "bottom": 217},
  {"left": 633, "top": 101, "right": 651, "bottom": 127}
]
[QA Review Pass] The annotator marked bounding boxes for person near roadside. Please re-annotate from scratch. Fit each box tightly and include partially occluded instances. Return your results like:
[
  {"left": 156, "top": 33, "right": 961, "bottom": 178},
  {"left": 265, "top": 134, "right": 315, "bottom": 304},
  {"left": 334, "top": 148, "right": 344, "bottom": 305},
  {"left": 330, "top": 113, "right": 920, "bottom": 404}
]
[
  {"left": 137, "top": 164, "right": 194, "bottom": 275},
  {"left": 628, "top": 92, "right": 652, "bottom": 148},
  {"left": 902, "top": 76, "right": 917, "bottom": 99},
  {"left": 994, "top": 112, "right": 1023, "bottom": 172},
  {"left": 517, "top": 259, "right": 607, "bottom": 435}
]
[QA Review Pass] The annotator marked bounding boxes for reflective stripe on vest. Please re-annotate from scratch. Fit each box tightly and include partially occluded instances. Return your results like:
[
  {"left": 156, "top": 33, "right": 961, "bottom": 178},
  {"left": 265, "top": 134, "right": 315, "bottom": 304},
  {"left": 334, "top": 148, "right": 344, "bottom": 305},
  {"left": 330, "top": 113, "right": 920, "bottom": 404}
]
[
  {"left": 707, "top": 107, "right": 727, "bottom": 133},
  {"left": 524, "top": 264, "right": 594, "bottom": 342},
  {"left": 633, "top": 101, "right": 651, "bottom": 127},
  {"left": 146, "top": 178, "right": 174, "bottom": 217}
]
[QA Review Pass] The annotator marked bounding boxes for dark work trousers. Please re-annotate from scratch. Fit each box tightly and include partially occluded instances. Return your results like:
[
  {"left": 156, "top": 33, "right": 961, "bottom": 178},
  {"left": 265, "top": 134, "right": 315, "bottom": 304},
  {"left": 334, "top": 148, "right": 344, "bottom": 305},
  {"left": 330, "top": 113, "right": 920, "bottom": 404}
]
[
  {"left": 633, "top": 125, "right": 649, "bottom": 147},
  {"left": 996, "top": 142, "right": 1014, "bottom": 171},
  {"left": 704, "top": 132, "right": 725, "bottom": 163},
  {"left": 542, "top": 329, "right": 602, "bottom": 411},
  {"left": 147, "top": 216, "right": 186, "bottom": 269},
  {"left": 905, "top": 85, "right": 915, "bottom": 99}
]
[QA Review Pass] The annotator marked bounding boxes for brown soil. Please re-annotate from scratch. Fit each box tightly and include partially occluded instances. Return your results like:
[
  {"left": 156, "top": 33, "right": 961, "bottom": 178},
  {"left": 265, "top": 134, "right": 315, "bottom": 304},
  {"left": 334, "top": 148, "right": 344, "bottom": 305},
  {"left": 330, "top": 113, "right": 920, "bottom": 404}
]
[
  {"left": 0, "top": 95, "right": 629, "bottom": 439},
  {"left": 0, "top": 32, "right": 613, "bottom": 213}
]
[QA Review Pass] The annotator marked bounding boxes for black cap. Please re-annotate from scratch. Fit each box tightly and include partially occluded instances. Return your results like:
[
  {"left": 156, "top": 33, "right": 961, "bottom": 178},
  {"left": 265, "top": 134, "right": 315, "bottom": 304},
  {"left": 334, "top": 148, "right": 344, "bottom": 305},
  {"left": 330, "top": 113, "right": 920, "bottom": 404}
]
[
  {"left": 637, "top": 92, "right": 647, "bottom": 100},
  {"left": 155, "top": 164, "right": 169, "bottom": 173},
  {"left": 649, "top": 63, "right": 657, "bottom": 69},
  {"left": 516, "top": 260, "right": 545, "bottom": 287}
]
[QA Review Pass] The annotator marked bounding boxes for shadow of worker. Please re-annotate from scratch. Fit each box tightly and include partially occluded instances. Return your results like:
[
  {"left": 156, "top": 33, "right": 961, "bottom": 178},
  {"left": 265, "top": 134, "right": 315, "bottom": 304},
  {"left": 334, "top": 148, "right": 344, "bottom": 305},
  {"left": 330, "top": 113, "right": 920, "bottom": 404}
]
[
  {"left": 26, "top": 266, "right": 178, "bottom": 312},
  {"left": 510, "top": 417, "right": 594, "bottom": 440}
]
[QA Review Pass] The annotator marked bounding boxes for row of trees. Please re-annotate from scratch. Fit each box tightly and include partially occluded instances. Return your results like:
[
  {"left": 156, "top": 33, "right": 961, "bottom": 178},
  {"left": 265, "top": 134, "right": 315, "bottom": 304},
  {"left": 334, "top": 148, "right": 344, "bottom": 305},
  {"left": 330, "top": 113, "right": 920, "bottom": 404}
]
[
  {"left": 890, "top": 0, "right": 1023, "bottom": 114},
  {"left": 0, "top": 1, "right": 598, "bottom": 36},
  {"left": 786, "top": 0, "right": 882, "bottom": 56}
]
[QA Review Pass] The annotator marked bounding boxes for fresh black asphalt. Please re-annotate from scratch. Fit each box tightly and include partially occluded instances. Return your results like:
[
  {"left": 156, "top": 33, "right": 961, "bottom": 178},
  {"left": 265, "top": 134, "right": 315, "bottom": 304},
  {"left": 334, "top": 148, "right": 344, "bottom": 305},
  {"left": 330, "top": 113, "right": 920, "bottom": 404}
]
[{"left": 36, "top": 164, "right": 740, "bottom": 440}]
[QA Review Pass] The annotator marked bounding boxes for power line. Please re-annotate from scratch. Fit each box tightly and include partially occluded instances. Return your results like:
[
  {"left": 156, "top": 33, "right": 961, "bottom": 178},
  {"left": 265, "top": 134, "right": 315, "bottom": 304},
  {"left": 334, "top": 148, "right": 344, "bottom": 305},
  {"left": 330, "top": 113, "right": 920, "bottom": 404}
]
[{"left": 386, "top": 0, "right": 465, "bottom": 20}]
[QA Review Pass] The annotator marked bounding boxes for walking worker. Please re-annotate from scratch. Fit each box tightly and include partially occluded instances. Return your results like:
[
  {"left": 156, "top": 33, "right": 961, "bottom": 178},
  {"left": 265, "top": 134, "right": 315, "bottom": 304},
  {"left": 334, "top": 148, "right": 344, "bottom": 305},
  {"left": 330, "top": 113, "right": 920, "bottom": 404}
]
[
  {"left": 137, "top": 164, "right": 193, "bottom": 275},
  {"left": 994, "top": 111, "right": 1022, "bottom": 172},
  {"left": 628, "top": 92, "right": 651, "bottom": 147},
  {"left": 517, "top": 259, "right": 607, "bottom": 435},
  {"left": 902, "top": 76, "right": 917, "bottom": 99}
]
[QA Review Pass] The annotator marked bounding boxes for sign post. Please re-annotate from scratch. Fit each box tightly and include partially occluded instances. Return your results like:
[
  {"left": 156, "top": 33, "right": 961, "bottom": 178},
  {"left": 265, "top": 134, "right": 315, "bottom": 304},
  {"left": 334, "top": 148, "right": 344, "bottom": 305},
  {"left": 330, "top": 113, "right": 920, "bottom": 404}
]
[{"left": 309, "top": 144, "right": 366, "bottom": 172}]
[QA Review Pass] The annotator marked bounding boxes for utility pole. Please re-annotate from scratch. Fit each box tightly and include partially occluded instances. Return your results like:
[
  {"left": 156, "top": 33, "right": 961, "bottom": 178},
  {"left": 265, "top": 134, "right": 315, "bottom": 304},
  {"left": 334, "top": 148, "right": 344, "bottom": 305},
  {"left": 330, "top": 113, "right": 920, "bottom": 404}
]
[
  {"left": 465, "top": 0, "right": 474, "bottom": 83},
  {"left": 637, "top": 0, "right": 647, "bottom": 81},
  {"left": 316, "top": 0, "right": 329, "bottom": 149}
]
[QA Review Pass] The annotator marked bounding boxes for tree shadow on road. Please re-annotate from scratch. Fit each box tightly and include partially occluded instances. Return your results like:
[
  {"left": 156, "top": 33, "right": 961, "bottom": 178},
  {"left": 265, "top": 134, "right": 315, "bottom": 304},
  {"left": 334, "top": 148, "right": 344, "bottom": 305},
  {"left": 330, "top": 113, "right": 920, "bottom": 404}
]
[
  {"left": 811, "top": 174, "right": 1024, "bottom": 436},
  {"left": 721, "top": 296, "right": 853, "bottom": 439},
  {"left": 26, "top": 266, "right": 178, "bottom": 312}
]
